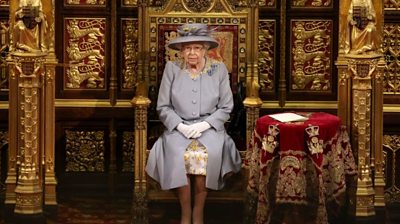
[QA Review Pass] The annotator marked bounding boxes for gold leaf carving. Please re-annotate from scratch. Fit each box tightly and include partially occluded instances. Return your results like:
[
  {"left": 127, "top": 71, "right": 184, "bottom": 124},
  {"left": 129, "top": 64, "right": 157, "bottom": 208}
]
[
  {"left": 122, "top": 19, "right": 139, "bottom": 89},
  {"left": 291, "top": 20, "right": 332, "bottom": 91},
  {"left": 292, "top": 0, "right": 332, "bottom": 7},
  {"left": 65, "top": 130, "right": 105, "bottom": 172},
  {"left": 383, "top": 24, "right": 400, "bottom": 94},
  {"left": 122, "top": 131, "right": 135, "bottom": 172},
  {"left": 259, "top": 20, "right": 275, "bottom": 91},
  {"left": 385, "top": 0, "right": 400, "bottom": 9},
  {"left": 66, "top": 0, "right": 106, "bottom": 5},
  {"left": 182, "top": 0, "right": 213, "bottom": 13},
  {"left": 65, "top": 18, "right": 105, "bottom": 89}
]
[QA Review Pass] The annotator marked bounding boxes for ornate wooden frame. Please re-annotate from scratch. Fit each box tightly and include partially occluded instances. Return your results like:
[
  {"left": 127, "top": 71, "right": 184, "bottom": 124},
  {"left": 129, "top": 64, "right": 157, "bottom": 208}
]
[{"left": 131, "top": 0, "right": 261, "bottom": 222}]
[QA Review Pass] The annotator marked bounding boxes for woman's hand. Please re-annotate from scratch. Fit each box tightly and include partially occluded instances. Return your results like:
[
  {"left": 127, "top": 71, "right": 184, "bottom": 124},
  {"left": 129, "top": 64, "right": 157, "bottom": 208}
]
[
  {"left": 177, "top": 123, "right": 202, "bottom": 139},
  {"left": 191, "top": 121, "right": 211, "bottom": 133}
]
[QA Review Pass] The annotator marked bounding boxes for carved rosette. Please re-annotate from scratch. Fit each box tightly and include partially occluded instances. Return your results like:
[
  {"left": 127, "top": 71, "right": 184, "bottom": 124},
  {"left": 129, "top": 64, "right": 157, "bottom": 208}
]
[
  {"left": 65, "top": 130, "right": 105, "bottom": 172},
  {"left": 182, "top": 0, "right": 214, "bottom": 12}
]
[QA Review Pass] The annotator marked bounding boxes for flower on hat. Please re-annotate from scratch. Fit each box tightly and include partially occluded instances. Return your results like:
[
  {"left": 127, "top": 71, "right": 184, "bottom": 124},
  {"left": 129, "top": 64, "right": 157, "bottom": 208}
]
[
  {"left": 167, "top": 23, "right": 219, "bottom": 51},
  {"left": 178, "top": 25, "right": 210, "bottom": 37}
]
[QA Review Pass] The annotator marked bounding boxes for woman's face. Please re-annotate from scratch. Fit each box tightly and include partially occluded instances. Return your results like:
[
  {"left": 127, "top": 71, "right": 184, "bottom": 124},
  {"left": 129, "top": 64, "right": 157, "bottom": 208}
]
[{"left": 181, "top": 42, "right": 207, "bottom": 66}]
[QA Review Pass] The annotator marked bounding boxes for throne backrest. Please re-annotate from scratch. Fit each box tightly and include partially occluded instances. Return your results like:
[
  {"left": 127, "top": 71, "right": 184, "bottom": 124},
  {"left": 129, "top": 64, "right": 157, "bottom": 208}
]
[{"left": 144, "top": 1, "right": 251, "bottom": 150}]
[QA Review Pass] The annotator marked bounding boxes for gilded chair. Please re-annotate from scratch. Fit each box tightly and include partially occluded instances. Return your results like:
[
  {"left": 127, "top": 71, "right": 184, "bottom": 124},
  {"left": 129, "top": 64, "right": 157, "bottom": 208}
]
[{"left": 131, "top": 1, "right": 261, "bottom": 222}]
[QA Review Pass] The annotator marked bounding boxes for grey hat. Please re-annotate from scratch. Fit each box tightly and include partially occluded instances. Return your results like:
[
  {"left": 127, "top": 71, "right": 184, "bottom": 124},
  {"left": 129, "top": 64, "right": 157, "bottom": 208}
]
[{"left": 167, "top": 23, "right": 219, "bottom": 51}]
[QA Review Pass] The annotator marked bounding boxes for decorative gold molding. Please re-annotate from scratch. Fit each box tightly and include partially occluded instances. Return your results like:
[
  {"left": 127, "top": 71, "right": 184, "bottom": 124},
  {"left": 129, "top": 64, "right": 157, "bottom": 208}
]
[
  {"left": 292, "top": 0, "right": 332, "bottom": 8},
  {"left": 54, "top": 99, "right": 133, "bottom": 107},
  {"left": 11, "top": 52, "right": 47, "bottom": 215},
  {"left": 383, "top": 134, "right": 400, "bottom": 204},
  {"left": 122, "top": 131, "right": 135, "bottom": 172},
  {"left": 290, "top": 19, "right": 333, "bottom": 92},
  {"left": 384, "top": 0, "right": 400, "bottom": 10},
  {"left": 65, "top": 0, "right": 106, "bottom": 6},
  {"left": 261, "top": 100, "right": 338, "bottom": 109},
  {"left": 64, "top": 18, "right": 106, "bottom": 89}
]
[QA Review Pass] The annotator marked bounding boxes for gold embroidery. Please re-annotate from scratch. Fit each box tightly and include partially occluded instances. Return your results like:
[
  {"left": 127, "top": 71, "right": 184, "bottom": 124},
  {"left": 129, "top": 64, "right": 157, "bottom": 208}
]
[
  {"left": 261, "top": 125, "right": 279, "bottom": 153},
  {"left": 306, "top": 125, "right": 324, "bottom": 155},
  {"left": 184, "top": 140, "right": 208, "bottom": 175}
]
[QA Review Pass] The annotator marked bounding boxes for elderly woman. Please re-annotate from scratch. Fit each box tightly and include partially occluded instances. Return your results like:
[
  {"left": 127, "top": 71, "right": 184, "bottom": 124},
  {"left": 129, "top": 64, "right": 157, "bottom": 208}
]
[{"left": 145, "top": 23, "right": 241, "bottom": 224}]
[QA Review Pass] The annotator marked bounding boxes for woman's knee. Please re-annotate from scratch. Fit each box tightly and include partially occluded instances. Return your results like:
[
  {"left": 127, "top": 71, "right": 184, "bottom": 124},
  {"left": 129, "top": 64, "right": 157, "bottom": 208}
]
[{"left": 194, "top": 176, "right": 207, "bottom": 192}]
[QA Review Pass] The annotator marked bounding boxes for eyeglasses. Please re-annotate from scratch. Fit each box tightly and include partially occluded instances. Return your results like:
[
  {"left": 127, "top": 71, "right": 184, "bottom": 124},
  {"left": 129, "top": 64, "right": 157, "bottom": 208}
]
[{"left": 182, "top": 45, "right": 204, "bottom": 53}]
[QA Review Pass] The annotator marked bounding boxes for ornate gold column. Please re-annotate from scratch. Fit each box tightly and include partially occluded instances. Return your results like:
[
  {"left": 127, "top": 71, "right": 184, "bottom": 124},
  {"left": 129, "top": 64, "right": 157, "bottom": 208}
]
[
  {"left": 6, "top": 0, "right": 57, "bottom": 219},
  {"left": 130, "top": 94, "right": 150, "bottom": 223},
  {"left": 372, "top": 58, "right": 386, "bottom": 207},
  {"left": 12, "top": 52, "right": 47, "bottom": 214},
  {"left": 346, "top": 55, "right": 378, "bottom": 216},
  {"left": 43, "top": 56, "right": 57, "bottom": 206},
  {"left": 336, "top": 56, "right": 352, "bottom": 129},
  {"left": 131, "top": 0, "right": 150, "bottom": 223},
  {"left": 243, "top": 0, "right": 262, "bottom": 136},
  {"left": 337, "top": 0, "right": 385, "bottom": 218},
  {"left": 43, "top": 0, "right": 58, "bottom": 206},
  {"left": 5, "top": 57, "right": 18, "bottom": 207}
]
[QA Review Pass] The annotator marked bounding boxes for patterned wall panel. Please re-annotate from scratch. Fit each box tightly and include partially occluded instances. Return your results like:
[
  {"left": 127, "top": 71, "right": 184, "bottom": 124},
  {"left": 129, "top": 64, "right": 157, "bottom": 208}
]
[
  {"left": 383, "top": 134, "right": 400, "bottom": 203},
  {"left": 122, "top": 0, "right": 138, "bottom": 7},
  {"left": 259, "top": 0, "right": 275, "bottom": 7},
  {"left": 290, "top": 19, "right": 332, "bottom": 92},
  {"left": 64, "top": 0, "right": 106, "bottom": 6},
  {"left": 64, "top": 18, "right": 106, "bottom": 89},
  {"left": 122, "top": 131, "right": 134, "bottom": 172},
  {"left": 0, "top": 19, "right": 8, "bottom": 91},
  {"left": 121, "top": 19, "right": 139, "bottom": 90},
  {"left": 385, "top": 0, "right": 400, "bottom": 10},
  {"left": 259, "top": 19, "right": 276, "bottom": 92},
  {"left": 0, "top": 130, "right": 6, "bottom": 190},
  {"left": 291, "top": 0, "right": 332, "bottom": 7},
  {"left": 0, "top": 130, "right": 7, "bottom": 150},
  {"left": 383, "top": 23, "right": 400, "bottom": 94},
  {"left": 65, "top": 130, "right": 105, "bottom": 172}
]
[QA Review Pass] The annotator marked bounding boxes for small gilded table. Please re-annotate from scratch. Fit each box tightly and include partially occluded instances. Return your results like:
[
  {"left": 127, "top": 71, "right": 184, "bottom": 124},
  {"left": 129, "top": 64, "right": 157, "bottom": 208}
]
[{"left": 245, "top": 112, "right": 357, "bottom": 223}]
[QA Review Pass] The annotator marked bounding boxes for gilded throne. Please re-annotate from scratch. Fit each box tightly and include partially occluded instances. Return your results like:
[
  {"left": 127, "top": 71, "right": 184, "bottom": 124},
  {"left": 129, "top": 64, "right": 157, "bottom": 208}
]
[{"left": 131, "top": 0, "right": 260, "bottom": 222}]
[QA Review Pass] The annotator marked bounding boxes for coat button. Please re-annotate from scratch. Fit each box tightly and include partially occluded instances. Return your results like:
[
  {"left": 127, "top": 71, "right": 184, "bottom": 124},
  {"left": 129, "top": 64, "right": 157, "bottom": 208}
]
[
  {"left": 192, "top": 112, "right": 196, "bottom": 116},
  {"left": 192, "top": 88, "right": 197, "bottom": 93},
  {"left": 192, "top": 100, "right": 197, "bottom": 104}
]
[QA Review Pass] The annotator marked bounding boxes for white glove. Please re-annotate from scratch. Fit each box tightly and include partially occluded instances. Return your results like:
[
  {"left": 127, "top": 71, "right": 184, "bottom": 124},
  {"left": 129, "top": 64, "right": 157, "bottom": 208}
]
[
  {"left": 191, "top": 121, "right": 211, "bottom": 133},
  {"left": 177, "top": 123, "right": 201, "bottom": 139}
]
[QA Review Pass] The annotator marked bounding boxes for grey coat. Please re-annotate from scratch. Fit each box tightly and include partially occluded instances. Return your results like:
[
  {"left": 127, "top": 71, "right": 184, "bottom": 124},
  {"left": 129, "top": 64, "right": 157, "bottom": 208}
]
[{"left": 145, "top": 59, "right": 242, "bottom": 190}]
